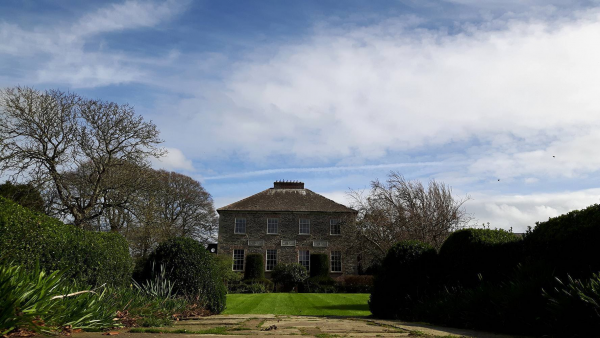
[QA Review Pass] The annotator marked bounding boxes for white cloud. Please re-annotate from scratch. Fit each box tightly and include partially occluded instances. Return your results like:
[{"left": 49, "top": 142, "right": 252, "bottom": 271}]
[
  {"left": 0, "top": 1, "right": 187, "bottom": 88},
  {"left": 158, "top": 9, "right": 600, "bottom": 183},
  {"left": 152, "top": 147, "right": 195, "bottom": 171},
  {"left": 468, "top": 188, "right": 600, "bottom": 231}
]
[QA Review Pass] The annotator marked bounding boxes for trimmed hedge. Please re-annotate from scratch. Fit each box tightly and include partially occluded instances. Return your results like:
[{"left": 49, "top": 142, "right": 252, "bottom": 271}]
[
  {"left": 0, "top": 196, "right": 132, "bottom": 286},
  {"left": 244, "top": 254, "right": 265, "bottom": 280},
  {"left": 310, "top": 254, "right": 329, "bottom": 277},
  {"left": 369, "top": 240, "right": 437, "bottom": 319},
  {"left": 141, "top": 237, "right": 226, "bottom": 313},
  {"left": 525, "top": 203, "right": 600, "bottom": 279},
  {"left": 439, "top": 228, "right": 522, "bottom": 287}
]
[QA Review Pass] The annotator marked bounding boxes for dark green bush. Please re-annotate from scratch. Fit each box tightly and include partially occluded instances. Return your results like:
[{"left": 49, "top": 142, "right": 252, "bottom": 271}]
[
  {"left": 0, "top": 181, "right": 44, "bottom": 213},
  {"left": 439, "top": 228, "right": 522, "bottom": 287},
  {"left": 242, "top": 278, "right": 274, "bottom": 293},
  {"left": 369, "top": 240, "right": 437, "bottom": 319},
  {"left": 299, "top": 276, "right": 337, "bottom": 293},
  {"left": 336, "top": 275, "right": 374, "bottom": 293},
  {"left": 244, "top": 254, "right": 265, "bottom": 280},
  {"left": 0, "top": 197, "right": 132, "bottom": 286},
  {"left": 271, "top": 263, "right": 308, "bottom": 291},
  {"left": 141, "top": 238, "right": 226, "bottom": 314},
  {"left": 525, "top": 204, "right": 600, "bottom": 279},
  {"left": 310, "top": 253, "right": 329, "bottom": 277}
]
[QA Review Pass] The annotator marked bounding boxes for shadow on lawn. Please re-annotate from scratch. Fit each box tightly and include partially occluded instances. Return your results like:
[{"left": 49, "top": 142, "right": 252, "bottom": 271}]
[{"left": 313, "top": 304, "right": 370, "bottom": 312}]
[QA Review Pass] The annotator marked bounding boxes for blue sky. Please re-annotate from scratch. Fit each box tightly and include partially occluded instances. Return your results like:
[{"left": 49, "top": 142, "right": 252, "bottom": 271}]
[{"left": 2, "top": 0, "right": 600, "bottom": 231}]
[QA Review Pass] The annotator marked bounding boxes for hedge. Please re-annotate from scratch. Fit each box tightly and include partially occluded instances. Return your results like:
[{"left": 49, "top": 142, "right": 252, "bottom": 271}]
[
  {"left": 369, "top": 240, "right": 437, "bottom": 319},
  {"left": 525, "top": 203, "right": 600, "bottom": 279},
  {"left": 0, "top": 196, "right": 132, "bottom": 287},
  {"left": 141, "top": 237, "right": 226, "bottom": 313},
  {"left": 439, "top": 228, "right": 522, "bottom": 287},
  {"left": 244, "top": 254, "right": 265, "bottom": 280}
]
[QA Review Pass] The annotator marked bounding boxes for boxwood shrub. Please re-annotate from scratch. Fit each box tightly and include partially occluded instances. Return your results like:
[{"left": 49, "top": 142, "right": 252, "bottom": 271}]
[
  {"left": 141, "top": 237, "right": 226, "bottom": 313},
  {"left": 369, "top": 240, "right": 437, "bottom": 319},
  {"left": 244, "top": 254, "right": 265, "bottom": 280},
  {"left": 0, "top": 196, "right": 132, "bottom": 286},
  {"left": 439, "top": 228, "right": 522, "bottom": 287}
]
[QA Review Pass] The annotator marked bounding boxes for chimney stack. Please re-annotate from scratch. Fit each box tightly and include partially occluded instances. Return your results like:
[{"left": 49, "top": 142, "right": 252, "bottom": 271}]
[{"left": 273, "top": 180, "right": 304, "bottom": 189}]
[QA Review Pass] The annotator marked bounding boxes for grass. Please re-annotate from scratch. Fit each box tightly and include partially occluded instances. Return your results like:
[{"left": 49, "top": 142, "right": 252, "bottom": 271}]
[{"left": 224, "top": 293, "right": 371, "bottom": 317}]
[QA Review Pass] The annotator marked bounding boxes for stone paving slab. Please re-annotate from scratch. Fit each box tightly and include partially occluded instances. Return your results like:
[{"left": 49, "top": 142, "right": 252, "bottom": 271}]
[{"left": 74, "top": 314, "right": 518, "bottom": 338}]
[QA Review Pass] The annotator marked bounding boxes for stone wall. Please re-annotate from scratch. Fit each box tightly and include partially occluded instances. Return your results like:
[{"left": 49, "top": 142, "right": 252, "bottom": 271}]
[{"left": 217, "top": 211, "right": 358, "bottom": 277}]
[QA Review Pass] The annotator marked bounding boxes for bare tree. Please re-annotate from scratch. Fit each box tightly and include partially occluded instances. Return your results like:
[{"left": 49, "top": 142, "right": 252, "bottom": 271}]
[
  {"left": 0, "top": 86, "right": 164, "bottom": 227},
  {"left": 348, "top": 172, "right": 470, "bottom": 259}
]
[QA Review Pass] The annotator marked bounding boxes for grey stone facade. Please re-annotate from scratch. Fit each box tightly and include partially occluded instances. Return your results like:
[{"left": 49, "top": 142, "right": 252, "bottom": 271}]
[{"left": 216, "top": 182, "right": 359, "bottom": 278}]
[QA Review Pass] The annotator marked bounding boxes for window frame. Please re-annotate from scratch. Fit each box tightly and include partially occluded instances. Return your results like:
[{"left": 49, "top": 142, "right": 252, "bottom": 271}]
[
  {"left": 232, "top": 249, "right": 245, "bottom": 271},
  {"left": 330, "top": 219, "right": 341, "bottom": 235},
  {"left": 298, "top": 250, "right": 310, "bottom": 271},
  {"left": 299, "top": 218, "right": 310, "bottom": 235},
  {"left": 266, "top": 249, "right": 277, "bottom": 271},
  {"left": 267, "top": 218, "right": 279, "bottom": 234},
  {"left": 234, "top": 218, "right": 246, "bottom": 234},
  {"left": 330, "top": 250, "right": 342, "bottom": 272}
]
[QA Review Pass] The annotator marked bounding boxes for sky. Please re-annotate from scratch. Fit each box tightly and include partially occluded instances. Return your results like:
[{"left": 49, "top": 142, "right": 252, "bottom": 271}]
[{"left": 2, "top": 0, "right": 600, "bottom": 232}]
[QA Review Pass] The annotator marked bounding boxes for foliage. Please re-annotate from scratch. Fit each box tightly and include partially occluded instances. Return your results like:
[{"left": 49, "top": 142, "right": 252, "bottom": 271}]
[
  {"left": 544, "top": 272, "right": 600, "bottom": 336},
  {"left": 244, "top": 254, "right": 265, "bottom": 280},
  {"left": 111, "top": 169, "right": 218, "bottom": 258},
  {"left": 141, "top": 237, "right": 226, "bottom": 314},
  {"left": 348, "top": 171, "right": 470, "bottom": 259},
  {"left": 0, "top": 263, "right": 116, "bottom": 335},
  {"left": 0, "top": 181, "right": 44, "bottom": 213},
  {"left": 439, "top": 228, "right": 522, "bottom": 287},
  {"left": 215, "top": 255, "right": 243, "bottom": 286},
  {"left": 242, "top": 278, "right": 274, "bottom": 293},
  {"left": 299, "top": 276, "right": 337, "bottom": 293},
  {"left": 525, "top": 203, "right": 600, "bottom": 279},
  {"left": 0, "top": 197, "right": 132, "bottom": 286},
  {"left": 369, "top": 240, "right": 437, "bottom": 319},
  {"left": 271, "top": 263, "right": 308, "bottom": 291},
  {"left": 310, "top": 254, "right": 329, "bottom": 278},
  {"left": 0, "top": 86, "right": 164, "bottom": 227},
  {"left": 336, "top": 275, "right": 374, "bottom": 293}
]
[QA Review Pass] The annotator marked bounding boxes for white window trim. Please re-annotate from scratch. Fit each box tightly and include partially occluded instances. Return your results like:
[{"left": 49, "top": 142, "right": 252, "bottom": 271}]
[
  {"left": 267, "top": 218, "right": 278, "bottom": 234},
  {"left": 234, "top": 218, "right": 246, "bottom": 234},
  {"left": 266, "top": 249, "right": 277, "bottom": 271},
  {"left": 330, "top": 251, "right": 342, "bottom": 273},
  {"left": 330, "top": 219, "right": 341, "bottom": 235},
  {"left": 232, "top": 249, "right": 245, "bottom": 271},
  {"left": 298, "top": 250, "right": 310, "bottom": 271},
  {"left": 299, "top": 218, "right": 310, "bottom": 235}
]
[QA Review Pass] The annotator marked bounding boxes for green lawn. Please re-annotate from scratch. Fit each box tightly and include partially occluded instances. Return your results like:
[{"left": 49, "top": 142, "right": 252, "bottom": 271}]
[{"left": 223, "top": 293, "right": 371, "bottom": 317}]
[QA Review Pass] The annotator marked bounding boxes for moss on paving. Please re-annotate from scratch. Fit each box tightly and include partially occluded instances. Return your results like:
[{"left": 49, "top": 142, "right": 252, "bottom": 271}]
[{"left": 224, "top": 293, "right": 371, "bottom": 317}]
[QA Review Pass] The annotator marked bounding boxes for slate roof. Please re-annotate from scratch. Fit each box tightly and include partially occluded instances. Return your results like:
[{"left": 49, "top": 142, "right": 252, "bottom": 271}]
[{"left": 217, "top": 187, "right": 356, "bottom": 213}]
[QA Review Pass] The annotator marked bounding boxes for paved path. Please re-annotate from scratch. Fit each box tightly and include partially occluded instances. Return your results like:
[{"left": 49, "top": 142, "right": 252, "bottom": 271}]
[{"left": 75, "top": 314, "right": 516, "bottom": 338}]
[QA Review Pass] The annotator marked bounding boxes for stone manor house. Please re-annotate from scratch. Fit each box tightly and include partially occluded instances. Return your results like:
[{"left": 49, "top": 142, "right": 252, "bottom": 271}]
[{"left": 217, "top": 181, "right": 359, "bottom": 277}]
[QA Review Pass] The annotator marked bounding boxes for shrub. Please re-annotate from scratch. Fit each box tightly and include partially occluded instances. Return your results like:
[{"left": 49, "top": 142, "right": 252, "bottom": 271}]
[
  {"left": 0, "top": 263, "right": 117, "bottom": 335},
  {"left": 525, "top": 203, "right": 600, "bottom": 279},
  {"left": 271, "top": 263, "right": 308, "bottom": 291},
  {"left": 0, "top": 197, "right": 132, "bottom": 286},
  {"left": 300, "top": 276, "right": 337, "bottom": 293},
  {"left": 242, "top": 278, "right": 274, "bottom": 293},
  {"left": 336, "top": 275, "right": 374, "bottom": 293},
  {"left": 141, "top": 237, "right": 226, "bottom": 314},
  {"left": 439, "top": 228, "right": 522, "bottom": 287},
  {"left": 369, "top": 240, "right": 437, "bottom": 319},
  {"left": 244, "top": 254, "right": 265, "bottom": 280},
  {"left": 544, "top": 272, "right": 600, "bottom": 336},
  {"left": 310, "top": 253, "right": 329, "bottom": 277}
]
